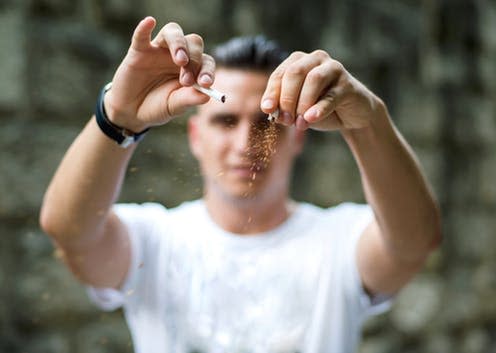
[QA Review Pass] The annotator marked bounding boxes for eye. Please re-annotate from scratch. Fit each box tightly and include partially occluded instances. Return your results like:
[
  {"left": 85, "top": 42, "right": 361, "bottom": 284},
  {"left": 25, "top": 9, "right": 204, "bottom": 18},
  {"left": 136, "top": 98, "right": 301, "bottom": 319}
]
[
  {"left": 222, "top": 116, "right": 237, "bottom": 129},
  {"left": 210, "top": 114, "right": 238, "bottom": 129}
]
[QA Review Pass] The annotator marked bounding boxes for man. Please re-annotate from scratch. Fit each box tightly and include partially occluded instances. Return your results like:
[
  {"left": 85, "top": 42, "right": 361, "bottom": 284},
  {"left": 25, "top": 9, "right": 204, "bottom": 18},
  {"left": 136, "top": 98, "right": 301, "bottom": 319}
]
[{"left": 40, "top": 17, "right": 441, "bottom": 353}]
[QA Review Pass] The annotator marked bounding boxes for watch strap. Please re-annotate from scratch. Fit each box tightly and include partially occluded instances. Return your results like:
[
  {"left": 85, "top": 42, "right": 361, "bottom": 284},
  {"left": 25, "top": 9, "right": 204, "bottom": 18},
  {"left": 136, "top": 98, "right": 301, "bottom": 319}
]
[{"left": 95, "top": 82, "right": 149, "bottom": 148}]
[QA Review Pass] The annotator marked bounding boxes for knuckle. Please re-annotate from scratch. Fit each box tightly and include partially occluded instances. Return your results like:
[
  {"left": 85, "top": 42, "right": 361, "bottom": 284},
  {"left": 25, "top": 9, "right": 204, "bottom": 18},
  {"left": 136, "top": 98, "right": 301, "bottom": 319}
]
[
  {"left": 289, "top": 51, "right": 305, "bottom": 59},
  {"left": 201, "top": 60, "right": 215, "bottom": 74},
  {"left": 186, "top": 33, "right": 204, "bottom": 47},
  {"left": 163, "top": 22, "right": 181, "bottom": 33},
  {"left": 286, "top": 64, "right": 307, "bottom": 77},
  {"left": 270, "top": 67, "right": 285, "bottom": 81},
  {"left": 280, "top": 96, "right": 297, "bottom": 107},
  {"left": 307, "top": 69, "right": 325, "bottom": 82},
  {"left": 332, "top": 60, "right": 345, "bottom": 73},
  {"left": 202, "top": 54, "right": 216, "bottom": 68},
  {"left": 312, "top": 49, "right": 330, "bottom": 60}
]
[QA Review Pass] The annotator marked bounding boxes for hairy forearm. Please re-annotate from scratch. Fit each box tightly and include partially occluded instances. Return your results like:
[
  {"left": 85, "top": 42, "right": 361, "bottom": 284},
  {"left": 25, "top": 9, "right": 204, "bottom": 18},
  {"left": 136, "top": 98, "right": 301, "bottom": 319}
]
[
  {"left": 342, "top": 103, "right": 441, "bottom": 263},
  {"left": 40, "top": 117, "right": 135, "bottom": 249}
]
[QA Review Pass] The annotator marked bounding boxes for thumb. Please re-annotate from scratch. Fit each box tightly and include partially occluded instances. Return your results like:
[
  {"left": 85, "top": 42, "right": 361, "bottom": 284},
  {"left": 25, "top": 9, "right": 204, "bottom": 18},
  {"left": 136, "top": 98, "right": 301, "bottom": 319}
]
[{"left": 306, "top": 112, "right": 343, "bottom": 131}]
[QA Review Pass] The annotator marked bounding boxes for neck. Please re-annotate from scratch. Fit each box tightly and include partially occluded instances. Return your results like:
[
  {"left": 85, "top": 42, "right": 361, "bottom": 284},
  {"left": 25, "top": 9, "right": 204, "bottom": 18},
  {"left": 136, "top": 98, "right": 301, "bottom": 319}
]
[{"left": 204, "top": 191, "right": 295, "bottom": 235}]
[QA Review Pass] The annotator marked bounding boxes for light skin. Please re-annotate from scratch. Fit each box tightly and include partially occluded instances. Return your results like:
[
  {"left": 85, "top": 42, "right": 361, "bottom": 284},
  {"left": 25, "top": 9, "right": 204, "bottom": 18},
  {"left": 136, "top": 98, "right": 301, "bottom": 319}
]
[
  {"left": 189, "top": 68, "right": 304, "bottom": 234},
  {"left": 40, "top": 17, "right": 441, "bottom": 296}
]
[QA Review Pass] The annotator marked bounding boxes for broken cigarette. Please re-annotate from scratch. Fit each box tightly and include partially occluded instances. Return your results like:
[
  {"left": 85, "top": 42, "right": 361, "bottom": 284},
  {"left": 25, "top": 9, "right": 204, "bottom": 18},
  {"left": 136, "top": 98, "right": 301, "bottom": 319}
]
[
  {"left": 267, "top": 108, "right": 279, "bottom": 123},
  {"left": 193, "top": 83, "right": 226, "bottom": 103}
]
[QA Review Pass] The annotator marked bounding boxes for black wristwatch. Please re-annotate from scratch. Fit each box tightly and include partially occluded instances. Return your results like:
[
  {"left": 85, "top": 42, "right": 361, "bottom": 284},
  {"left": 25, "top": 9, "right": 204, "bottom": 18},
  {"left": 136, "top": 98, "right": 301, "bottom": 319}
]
[{"left": 95, "top": 82, "right": 149, "bottom": 148}]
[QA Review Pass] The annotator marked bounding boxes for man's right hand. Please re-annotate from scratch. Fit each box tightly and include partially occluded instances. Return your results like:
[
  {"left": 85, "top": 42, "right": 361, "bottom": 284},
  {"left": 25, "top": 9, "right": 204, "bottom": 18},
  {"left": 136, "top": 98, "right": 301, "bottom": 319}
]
[{"left": 104, "top": 17, "right": 216, "bottom": 133}]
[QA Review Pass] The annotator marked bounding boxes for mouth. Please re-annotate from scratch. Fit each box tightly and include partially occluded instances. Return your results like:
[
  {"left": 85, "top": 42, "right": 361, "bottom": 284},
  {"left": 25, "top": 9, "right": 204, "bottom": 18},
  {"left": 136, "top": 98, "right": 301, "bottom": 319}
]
[{"left": 229, "top": 163, "right": 266, "bottom": 179}]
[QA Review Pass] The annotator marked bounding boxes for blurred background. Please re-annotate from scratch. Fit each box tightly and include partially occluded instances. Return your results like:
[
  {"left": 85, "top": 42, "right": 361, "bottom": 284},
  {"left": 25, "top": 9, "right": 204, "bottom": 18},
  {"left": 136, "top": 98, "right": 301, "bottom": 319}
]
[{"left": 1, "top": 0, "right": 495, "bottom": 352}]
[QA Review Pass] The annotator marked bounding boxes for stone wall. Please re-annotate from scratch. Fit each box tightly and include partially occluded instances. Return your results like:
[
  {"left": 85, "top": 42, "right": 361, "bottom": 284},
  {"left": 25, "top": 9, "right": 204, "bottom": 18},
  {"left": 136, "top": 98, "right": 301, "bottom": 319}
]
[{"left": 1, "top": 0, "right": 495, "bottom": 352}]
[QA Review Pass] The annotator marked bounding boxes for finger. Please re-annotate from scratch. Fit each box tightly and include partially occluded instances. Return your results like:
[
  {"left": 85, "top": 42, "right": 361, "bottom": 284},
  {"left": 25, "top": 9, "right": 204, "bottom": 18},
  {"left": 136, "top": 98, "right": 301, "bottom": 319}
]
[
  {"left": 306, "top": 112, "right": 342, "bottom": 131},
  {"left": 303, "top": 86, "right": 343, "bottom": 125},
  {"left": 196, "top": 54, "right": 216, "bottom": 87},
  {"left": 295, "top": 115, "right": 310, "bottom": 131},
  {"left": 130, "top": 16, "right": 156, "bottom": 51},
  {"left": 279, "top": 53, "right": 323, "bottom": 124},
  {"left": 296, "top": 59, "right": 343, "bottom": 118},
  {"left": 260, "top": 52, "right": 304, "bottom": 117},
  {"left": 167, "top": 86, "right": 211, "bottom": 116},
  {"left": 152, "top": 22, "right": 190, "bottom": 67},
  {"left": 179, "top": 33, "right": 205, "bottom": 86}
]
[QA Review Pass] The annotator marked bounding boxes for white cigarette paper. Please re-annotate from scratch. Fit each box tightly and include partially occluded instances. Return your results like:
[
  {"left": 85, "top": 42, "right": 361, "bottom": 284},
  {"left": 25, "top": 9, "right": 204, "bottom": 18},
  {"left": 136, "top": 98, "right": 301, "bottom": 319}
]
[
  {"left": 267, "top": 108, "right": 279, "bottom": 123},
  {"left": 193, "top": 84, "right": 226, "bottom": 103}
]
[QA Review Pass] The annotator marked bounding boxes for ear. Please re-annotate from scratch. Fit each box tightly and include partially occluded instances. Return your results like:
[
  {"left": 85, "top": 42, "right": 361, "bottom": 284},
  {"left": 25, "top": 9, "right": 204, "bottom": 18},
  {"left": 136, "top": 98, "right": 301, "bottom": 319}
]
[{"left": 187, "top": 115, "right": 202, "bottom": 159}]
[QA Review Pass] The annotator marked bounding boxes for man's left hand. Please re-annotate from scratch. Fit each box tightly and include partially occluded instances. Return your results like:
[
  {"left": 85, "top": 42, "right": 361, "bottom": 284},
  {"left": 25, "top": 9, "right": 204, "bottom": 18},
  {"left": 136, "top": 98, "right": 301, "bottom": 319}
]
[{"left": 260, "top": 50, "right": 385, "bottom": 131}]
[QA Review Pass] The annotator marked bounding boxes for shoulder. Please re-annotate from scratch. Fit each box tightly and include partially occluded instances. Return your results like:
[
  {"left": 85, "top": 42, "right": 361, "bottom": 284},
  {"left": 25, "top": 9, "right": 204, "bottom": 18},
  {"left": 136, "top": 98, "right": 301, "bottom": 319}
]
[
  {"left": 326, "top": 202, "right": 371, "bottom": 216},
  {"left": 113, "top": 199, "right": 203, "bottom": 220},
  {"left": 114, "top": 201, "right": 167, "bottom": 218},
  {"left": 295, "top": 202, "right": 373, "bottom": 250},
  {"left": 298, "top": 202, "right": 371, "bottom": 225},
  {"left": 324, "top": 202, "right": 372, "bottom": 226},
  {"left": 112, "top": 199, "right": 204, "bottom": 237}
]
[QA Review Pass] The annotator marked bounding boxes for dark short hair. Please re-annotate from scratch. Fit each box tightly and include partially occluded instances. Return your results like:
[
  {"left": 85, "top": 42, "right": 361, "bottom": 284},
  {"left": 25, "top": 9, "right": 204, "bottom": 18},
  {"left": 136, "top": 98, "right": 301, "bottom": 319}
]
[{"left": 212, "top": 35, "right": 288, "bottom": 73}]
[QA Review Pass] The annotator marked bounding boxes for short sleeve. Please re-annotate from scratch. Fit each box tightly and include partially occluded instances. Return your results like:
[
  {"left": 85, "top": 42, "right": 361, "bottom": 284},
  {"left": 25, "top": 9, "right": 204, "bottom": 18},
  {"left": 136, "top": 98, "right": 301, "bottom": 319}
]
[
  {"left": 334, "top": 203, "right": 392, "bottom": 317},
  {"left": 86, "top": 202, "right": 168, "bottom": 311}
]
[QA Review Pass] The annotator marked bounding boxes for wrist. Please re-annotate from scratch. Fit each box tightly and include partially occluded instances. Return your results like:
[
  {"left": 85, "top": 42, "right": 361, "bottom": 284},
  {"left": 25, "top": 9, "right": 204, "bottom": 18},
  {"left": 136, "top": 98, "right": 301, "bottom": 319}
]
[
  {"left": 341, "top": 102, "right": 393, "bottom": 148},
  {"left": 95, "top": 83, "right": 149, "bottom": 148},
  {"left": 103, "top": 89, "right": 149, "bottom": 134}
]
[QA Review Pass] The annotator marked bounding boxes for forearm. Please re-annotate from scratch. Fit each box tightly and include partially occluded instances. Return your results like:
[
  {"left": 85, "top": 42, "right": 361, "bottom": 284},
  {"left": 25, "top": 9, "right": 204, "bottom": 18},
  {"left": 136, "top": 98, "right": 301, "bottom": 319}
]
[
  {"left": 342, "top": 103, "right": 441, "bottom": 263},
  {"left": 40, "top": 117, "right": 135, "bottom": 249}
]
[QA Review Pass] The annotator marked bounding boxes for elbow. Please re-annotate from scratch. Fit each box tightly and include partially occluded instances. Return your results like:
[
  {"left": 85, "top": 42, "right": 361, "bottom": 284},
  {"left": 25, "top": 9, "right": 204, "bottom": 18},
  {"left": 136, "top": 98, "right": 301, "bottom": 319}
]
[
  {"left": 401, "top": 204, "right": 443, "bottom": 264},
  {"left": 40, "top": 202, "right": 83, "bottom": 250},
  {"left": 39, "top": 201, "right": 58, "bottom": 239},
  {"left": 40, "top": 197, "right": 106, "bottom": 249},
  {"left": 39, "top": 196, "right": 70, "bottom": 241}
]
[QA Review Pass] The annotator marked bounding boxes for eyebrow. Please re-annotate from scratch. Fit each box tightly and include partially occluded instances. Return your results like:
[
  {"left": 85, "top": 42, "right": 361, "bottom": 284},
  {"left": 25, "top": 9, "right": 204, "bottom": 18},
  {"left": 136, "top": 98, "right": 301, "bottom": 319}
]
[
  {"left": 208, "top": 112, "right": 238, "bottom": 123},
  {"left": 207, "top": 111, "right": 269, "bottom": 125}
]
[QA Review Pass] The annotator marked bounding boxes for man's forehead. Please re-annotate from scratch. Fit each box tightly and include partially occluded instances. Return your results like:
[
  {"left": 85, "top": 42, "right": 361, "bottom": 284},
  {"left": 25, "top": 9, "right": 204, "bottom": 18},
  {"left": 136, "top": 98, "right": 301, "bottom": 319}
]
[
  {"left": 198, "top": 68, "right": 270, "bottom": 116},
  {"left": 197, "top": 100, "right": 266, "bottom": 120},
  {"left": 213, "top": 68, "right": 269, "bottom": 91}
]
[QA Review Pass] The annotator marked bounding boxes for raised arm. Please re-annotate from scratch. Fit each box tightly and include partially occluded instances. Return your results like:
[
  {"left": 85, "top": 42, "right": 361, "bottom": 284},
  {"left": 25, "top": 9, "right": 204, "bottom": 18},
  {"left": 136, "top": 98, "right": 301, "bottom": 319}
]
[
  {"left": 261, "top": 50, "right": 441, "bottom": 296},
  {"left": 40, "top": 17, "right": 215, "bottom": 288},
  {"left": 341, "top": 100, "right": 442, "bottom": 296}
]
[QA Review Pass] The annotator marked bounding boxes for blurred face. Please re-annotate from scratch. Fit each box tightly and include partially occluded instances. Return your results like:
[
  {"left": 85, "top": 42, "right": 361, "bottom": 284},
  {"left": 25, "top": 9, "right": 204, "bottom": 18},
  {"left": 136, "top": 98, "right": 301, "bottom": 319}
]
[{"left": 188, "top": 68, "right": 304, "bottom": 202}]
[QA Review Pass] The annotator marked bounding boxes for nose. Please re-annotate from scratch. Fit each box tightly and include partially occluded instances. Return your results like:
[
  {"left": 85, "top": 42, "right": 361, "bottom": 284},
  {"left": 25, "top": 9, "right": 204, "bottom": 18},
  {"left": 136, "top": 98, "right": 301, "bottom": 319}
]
[{"left": 232, "top": 120, "right": 256, "bottom": 155}]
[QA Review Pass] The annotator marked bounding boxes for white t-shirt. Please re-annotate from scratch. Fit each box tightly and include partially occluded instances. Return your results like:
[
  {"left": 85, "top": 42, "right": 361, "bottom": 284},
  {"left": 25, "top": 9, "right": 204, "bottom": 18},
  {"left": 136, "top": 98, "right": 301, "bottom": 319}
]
[{"left": 88, "top": 200, "right": 390, "bottom": 353}]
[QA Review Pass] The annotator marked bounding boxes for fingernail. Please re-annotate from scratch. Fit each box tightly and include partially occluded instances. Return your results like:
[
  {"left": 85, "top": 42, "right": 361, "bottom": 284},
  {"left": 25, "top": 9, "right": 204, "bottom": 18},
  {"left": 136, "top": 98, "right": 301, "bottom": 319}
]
[
  {"left": 281, "top": 111, "right": 293, "bottom": 125},
  {"left": 304, "top": 107, "right": 320, "bottom": 121},
  {"left": 261, "top": 99, "right": 274, "bottom": 110},
  {"left": 176, "top": 49, "right": 188, "bottom": 63},
  {"left": 199, "top": 74, "right": 213, "bottom": 85},
  {"left": 182, "top": 71, "right": 194, "bottom": 85}
]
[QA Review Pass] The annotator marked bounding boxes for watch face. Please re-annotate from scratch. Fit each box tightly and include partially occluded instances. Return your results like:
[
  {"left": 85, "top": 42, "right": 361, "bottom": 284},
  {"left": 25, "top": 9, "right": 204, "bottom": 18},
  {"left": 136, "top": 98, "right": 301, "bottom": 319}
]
[
  {"left": 119, "top": 135, "right": 136, "bottom": 148},
  {"left": 104, "top": 82, "right": 113, "bottom": 92}
]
